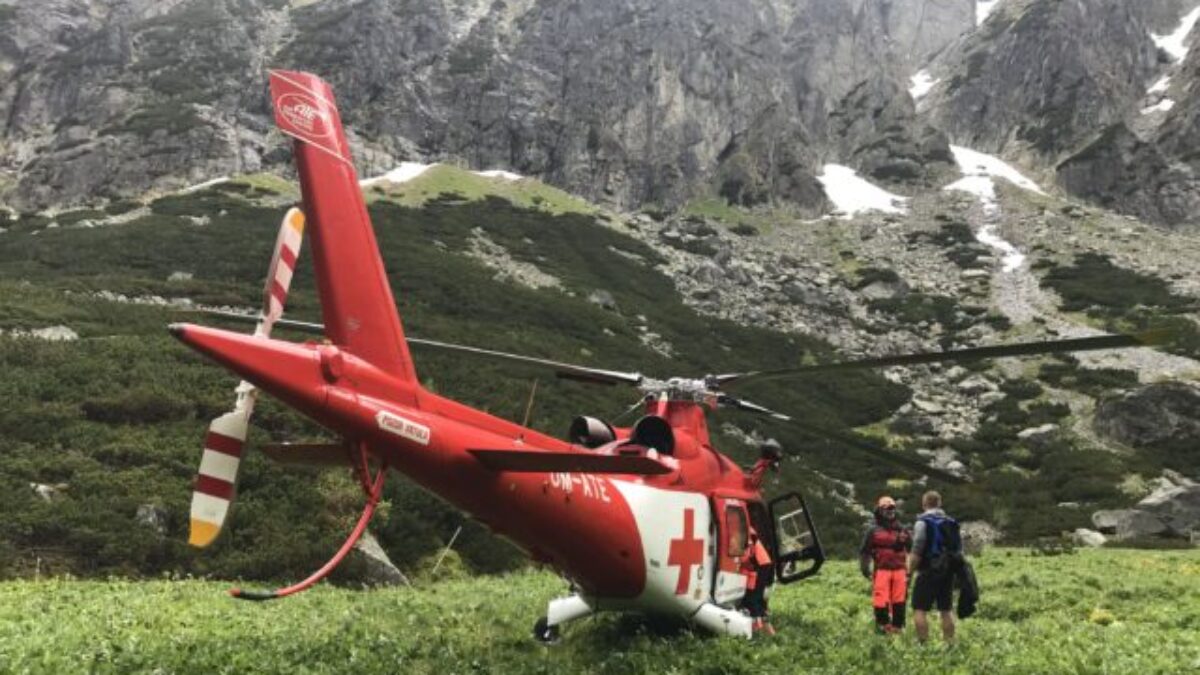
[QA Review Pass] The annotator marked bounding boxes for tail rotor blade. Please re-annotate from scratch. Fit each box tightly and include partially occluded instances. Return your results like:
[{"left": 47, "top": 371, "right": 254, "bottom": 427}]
[
  {"left": 190, "top": 409, "right": 250, "bottom": 547},
  {"left": 261, "top": 207, "right": 305, "bottom": 330}
]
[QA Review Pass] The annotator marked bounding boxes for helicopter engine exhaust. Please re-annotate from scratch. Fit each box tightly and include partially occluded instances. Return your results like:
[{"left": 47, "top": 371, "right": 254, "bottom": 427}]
[
  {"left": 631, "top": 416, "right": 675, "bottom": 455},
  {"left": 568, "top": 416, "right": 617, "bottom": 448}
]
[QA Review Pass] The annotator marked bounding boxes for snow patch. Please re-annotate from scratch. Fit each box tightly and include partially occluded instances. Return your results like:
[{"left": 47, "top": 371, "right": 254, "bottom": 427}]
[
  {"left": 359, "top": 162, "right": 435, "bottom": 187},
  {"left": 1148, "top": 76, "right": 1172, "bottom": 94},
  {"left": 948, "top": 146, "right": 1045, "bottom": 195},
  {"left": 817, "top": 164, "right": 907, "bottom": 219},
  {"left": 909, "top": 70, "right": 939, "bottom": 100},
  {"left": 1151, "top": 6, "right": 1200, "bottom": 61},
  {"left": 945, "top": 175, "right": 998, "bottom": 213},
  {"left": 180, "top": 176, "right": 229, "bottom": 194},
  {"left": 975, "top": 226, "right": 1026, "bottom": 273},
  {"left": 945, "top": 146, "right": 1044, "bottom": 273},
  {"left": 976, "top": 0, "right": 1002, "bottom": 26},
  {"left": 1141, "top": 99, "right": 1176, "bottom": 115},
  {"left": 475, "top": 169, "right": 523, "bottom": 181}
]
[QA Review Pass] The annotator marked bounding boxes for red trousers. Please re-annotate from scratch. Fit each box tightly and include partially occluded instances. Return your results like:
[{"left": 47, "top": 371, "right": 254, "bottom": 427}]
[{"left": 872, "top": 568, "right": 907, "bottom": 608}]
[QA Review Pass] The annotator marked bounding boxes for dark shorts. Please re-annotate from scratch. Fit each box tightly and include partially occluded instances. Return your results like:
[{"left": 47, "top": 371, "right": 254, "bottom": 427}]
[{"left": 911, "top": 571, "right": 953, "bottom": 612}]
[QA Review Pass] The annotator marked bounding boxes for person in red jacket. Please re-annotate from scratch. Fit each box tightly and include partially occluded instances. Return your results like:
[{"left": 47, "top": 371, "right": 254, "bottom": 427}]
[
  {"left": 740, "top": 529, "right": 776, "bottom": 635},
  {"left": 859, "top": 496, "right": 912, "bottom": 634}
]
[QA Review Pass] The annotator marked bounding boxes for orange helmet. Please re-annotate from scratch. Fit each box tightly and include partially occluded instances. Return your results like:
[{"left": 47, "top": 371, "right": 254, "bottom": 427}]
[{"left": 876, "top": 496, "right": 896, "bottom": 509}]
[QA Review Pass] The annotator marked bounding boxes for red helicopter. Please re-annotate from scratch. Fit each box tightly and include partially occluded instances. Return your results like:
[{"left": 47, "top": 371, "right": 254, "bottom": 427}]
[{"left": 172, "top": 70, "right": 1163, "bottom": 640}]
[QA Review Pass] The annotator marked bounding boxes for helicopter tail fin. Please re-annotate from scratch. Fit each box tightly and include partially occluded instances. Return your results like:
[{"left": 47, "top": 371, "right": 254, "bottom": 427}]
[{"left": 268, "top": 70, "right": 418, "bottom": 391}]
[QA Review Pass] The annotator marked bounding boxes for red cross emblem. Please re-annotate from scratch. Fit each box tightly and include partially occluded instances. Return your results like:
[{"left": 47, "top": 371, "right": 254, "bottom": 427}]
[{"left": 667, "top": 508, "right": 705, "bottom": 595}]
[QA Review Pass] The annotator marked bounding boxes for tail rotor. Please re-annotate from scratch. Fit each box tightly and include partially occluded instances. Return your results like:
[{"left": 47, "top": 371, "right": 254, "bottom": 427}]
[{"left": 189, "top": 207, "right": 307, "bottom": 547}]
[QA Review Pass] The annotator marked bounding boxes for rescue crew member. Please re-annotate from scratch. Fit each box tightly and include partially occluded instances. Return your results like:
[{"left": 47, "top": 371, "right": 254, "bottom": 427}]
[
  {"left": 859, "top": 495, "right": 911, "bottom": 634},
  {"left": 908, "top": 490, "right": 959, "bottom": 644},
  {"left": 745, "top": 439, "right": 783, "bottom": 490},
  {"left": 740, "top": 529, "right": 775, "bottom": 636}
]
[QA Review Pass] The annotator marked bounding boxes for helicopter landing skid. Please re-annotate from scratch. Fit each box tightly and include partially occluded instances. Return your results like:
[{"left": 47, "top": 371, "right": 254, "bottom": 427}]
[
  {"left": 692, "top": 603, "right": 754, "bottom": 638},
  {"left": 534, "top": 594, "right": 594, "bottom": 643}
]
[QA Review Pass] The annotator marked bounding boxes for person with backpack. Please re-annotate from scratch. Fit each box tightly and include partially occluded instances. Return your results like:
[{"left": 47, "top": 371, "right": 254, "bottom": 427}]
[
  {"left": 908, "top": 490, "right": 962, "bottom": 643},
  {"left": 859, "top": 495, "right": 911, "bottom": 634}
]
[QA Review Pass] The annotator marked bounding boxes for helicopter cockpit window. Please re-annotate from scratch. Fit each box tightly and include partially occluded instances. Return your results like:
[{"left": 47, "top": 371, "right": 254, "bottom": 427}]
[{"left": 725, "top": 505, "right": 748, "bottom": 558}]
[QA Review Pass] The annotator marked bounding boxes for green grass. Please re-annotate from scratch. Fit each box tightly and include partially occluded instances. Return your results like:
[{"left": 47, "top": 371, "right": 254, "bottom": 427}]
[
  {"left": 0, "top": 550, "right": 1196, "bottom": 674},
  {"left": 370, "top": 165, "right": 596, "bottom": 215},
  {"left": 228, "top": 173, "right": 298, "bottom": 197}
]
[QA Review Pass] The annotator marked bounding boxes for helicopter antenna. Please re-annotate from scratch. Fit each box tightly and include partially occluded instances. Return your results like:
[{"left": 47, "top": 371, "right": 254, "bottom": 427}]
[
  {"left": 613, "top": 395, "right": 650, "bottom": 424},
  {"left": 521, "top": 379, "right": 539, "bottom": 428},
  {"left": 431, "top": 525, "right": 463, "bottom": 577}
]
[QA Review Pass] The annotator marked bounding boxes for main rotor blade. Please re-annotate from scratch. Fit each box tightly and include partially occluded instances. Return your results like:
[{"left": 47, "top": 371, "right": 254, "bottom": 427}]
[
  {"left": 717, "top": 330, "right": 1170, "bottom": 387},
  {"left": 719, "top": 394, "right": 792, "bottom": 421},
  {"left": 202, "top": 309, "right": 324, "bottom": 333},
  {"left": 196, "top": 308, "right": 644, "bottom": 386},
  {"left": 788, "top": 419, "right": 969, "bottom": 484},
  {"left": 407, "top": 337, "right": 644, "bottom": 386}
]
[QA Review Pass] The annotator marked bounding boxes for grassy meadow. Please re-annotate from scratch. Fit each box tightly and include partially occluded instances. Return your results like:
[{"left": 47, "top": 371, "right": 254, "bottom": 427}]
[{"left": 0, "top": 549, "right": 1196, "bottom": 674}]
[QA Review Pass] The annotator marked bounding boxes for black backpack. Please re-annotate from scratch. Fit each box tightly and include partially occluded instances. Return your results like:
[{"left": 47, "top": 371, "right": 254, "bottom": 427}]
[{"left": 920, "top": 514, "right": 963, "bottom": 575}]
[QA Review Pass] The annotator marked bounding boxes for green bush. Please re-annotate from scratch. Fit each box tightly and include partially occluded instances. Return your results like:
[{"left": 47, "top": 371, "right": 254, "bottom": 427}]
[
  {"left": 80, "top": 388, "right": 193, "bottom": 425},
  {"left": 1041, "top": 254, "right": 1190, "bottom": 317}
]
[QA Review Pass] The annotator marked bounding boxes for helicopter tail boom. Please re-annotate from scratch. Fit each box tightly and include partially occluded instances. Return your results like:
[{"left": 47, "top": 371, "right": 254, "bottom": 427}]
[{"left": 268, "top": 70, "right": 419, "bottom": 398}]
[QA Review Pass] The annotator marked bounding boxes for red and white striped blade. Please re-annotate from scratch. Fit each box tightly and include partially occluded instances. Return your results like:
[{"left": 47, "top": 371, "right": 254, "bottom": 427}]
[
  {"left": 262, "top": 207, "right": 305, "bottom": 329},
  {"left": 189, "top": 410, "right": 249, "bottom": 548}
]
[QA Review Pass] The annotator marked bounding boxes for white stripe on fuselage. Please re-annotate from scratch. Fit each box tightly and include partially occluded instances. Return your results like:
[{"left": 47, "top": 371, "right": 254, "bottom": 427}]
[{"left": 609, "top": 480, "right": 713, "bottom": 614}]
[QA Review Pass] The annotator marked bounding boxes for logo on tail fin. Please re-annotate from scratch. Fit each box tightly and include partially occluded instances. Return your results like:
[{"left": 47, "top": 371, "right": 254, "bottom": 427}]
[
  {"left": 269, "top": 70, "right": 350, "bottom": 164},
  {"left": 278, "top": 93, "right": 334, "bottom": 140}
]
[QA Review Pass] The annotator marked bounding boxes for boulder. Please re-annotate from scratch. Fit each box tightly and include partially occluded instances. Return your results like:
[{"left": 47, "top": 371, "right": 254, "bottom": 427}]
[
  {"left": 1094, "top": 382, "right": 1200, "bottom": 448},
  {"left": 587, "top": 289, "right": 617, "bottom": 311},
  {"left": 859, "top": 279, "right": 908, "bottom": 301},
  {"left": 29, "top": 482, "right": 68, "bottom": 502},
  {"left": 1091, "top": 509, "right": 1124, "bottom": 534},
  {"left": 912, "top": 398, "right": 945, "bottom": 415},
  {"left": 691, "top": 261, "right": 723, "bottom": 286},
  {"left": 889, "top": 414, "right": 936, "bottom": 437},
  {"left": 1017, "top": 423, "right": 1059, "bottom": 448},
  {"left": 1091, "top": 508, "right": 1169, "bottom": 540},
  {"left": 1136, "top": 484, "right": 1200, "bottom": 538},
  {"left": 136, "top": 504, "right": 169, "bottom": 536},
  {"left": 957, "top": 375, "right": 997, "bottom": 396},
  {"left": 1072, "top": 528, "right": 1107, "bottom": 548},
  {"left": 1162, "top": 469, "right": 1197, "bottom": 488},
  {"left": 351, "top": 532, "right": 410, "bottom": 587},
  {"left": 960, "top": 521, "right": 1001, "bottom": 556}
]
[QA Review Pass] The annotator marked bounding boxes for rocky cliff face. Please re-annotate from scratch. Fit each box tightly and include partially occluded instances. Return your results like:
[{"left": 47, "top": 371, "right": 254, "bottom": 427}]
[
  {"left": 1057, "top": 9, "right": 1200, "bottom": 230},
  {"left": 913, "top": 0, "right": 1200, "bottom": 231},
  {"left": 919, "top": 0, "right": 1162, "bottom": 159},
  {"left": 0, "top": 0, "right": 976, "bottom": 211}
]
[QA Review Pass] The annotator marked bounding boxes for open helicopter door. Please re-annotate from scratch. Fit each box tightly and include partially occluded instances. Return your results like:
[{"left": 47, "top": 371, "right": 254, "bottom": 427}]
[
  {"left": 710, "top": 496, "right": 752, "bottom": 605},
  {"left": 768, "top": 492, "right": 825, "bottom": 584}
]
